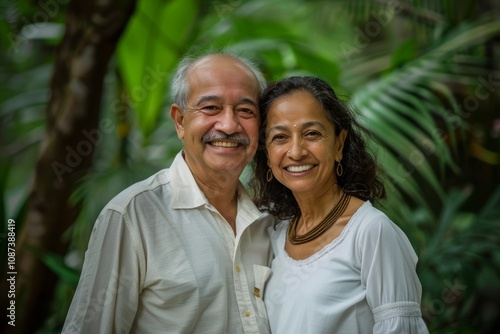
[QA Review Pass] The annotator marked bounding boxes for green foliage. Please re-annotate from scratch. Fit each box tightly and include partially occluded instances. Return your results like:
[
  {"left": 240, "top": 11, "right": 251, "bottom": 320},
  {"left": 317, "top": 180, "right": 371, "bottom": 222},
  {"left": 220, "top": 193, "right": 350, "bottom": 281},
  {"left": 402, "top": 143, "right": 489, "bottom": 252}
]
[
  {"left": 419, "top": 186, "right": 500, "bottom": 331},
  {"left": 117, "top": 0, "right": 199, "bottom": 137},
  {"left": 42, "top": 252, "right": 80, "bottom": 286}
]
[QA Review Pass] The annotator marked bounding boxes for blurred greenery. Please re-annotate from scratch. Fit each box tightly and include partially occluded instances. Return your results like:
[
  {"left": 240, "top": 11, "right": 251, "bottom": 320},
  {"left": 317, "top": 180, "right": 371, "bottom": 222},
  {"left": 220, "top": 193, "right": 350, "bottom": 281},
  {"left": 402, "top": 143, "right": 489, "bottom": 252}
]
[{"left": 1, "top": 0, "right": 499, "bottom": 333}]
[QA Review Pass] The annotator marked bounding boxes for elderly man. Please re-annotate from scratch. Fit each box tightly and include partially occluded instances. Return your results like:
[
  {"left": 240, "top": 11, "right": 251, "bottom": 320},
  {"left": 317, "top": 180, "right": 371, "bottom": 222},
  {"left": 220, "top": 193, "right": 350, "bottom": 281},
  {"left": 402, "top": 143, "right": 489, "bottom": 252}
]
[{"left": 63, "top": 52, "right": 273, "bottom": 333}]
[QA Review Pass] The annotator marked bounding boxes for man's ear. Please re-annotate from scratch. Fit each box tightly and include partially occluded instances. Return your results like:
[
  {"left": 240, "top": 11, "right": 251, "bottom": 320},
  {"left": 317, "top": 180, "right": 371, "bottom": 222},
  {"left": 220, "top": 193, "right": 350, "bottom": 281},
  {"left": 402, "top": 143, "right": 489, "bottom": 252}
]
[{"left": 170, "top": 104, "right": 185, "bottom": 140}]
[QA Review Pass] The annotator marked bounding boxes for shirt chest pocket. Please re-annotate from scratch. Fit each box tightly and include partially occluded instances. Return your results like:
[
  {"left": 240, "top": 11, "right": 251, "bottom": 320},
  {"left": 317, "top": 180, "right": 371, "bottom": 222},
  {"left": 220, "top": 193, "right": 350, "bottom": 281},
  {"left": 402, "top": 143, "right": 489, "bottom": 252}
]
[{"left": 253, "top": 264, "right": 272, "bottom": 319}]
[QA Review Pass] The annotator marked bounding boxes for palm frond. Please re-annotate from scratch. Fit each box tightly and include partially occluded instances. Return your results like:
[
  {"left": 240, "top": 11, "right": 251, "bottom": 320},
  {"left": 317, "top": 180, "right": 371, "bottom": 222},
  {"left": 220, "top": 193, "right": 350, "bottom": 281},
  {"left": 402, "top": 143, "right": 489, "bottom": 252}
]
[{"left": 350, "top": 17, "right": 500, "bottom": 218}]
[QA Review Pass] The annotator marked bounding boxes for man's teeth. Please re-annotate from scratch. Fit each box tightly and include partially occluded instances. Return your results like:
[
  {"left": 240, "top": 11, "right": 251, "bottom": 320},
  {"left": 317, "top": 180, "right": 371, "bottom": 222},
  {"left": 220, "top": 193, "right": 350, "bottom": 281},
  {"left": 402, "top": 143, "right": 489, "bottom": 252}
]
[
  {"left": 286, "top": 165, "right": 314, "bottom": 172},
  {"left": 211, "top": 141, "right": 239, "bottom": 148}
]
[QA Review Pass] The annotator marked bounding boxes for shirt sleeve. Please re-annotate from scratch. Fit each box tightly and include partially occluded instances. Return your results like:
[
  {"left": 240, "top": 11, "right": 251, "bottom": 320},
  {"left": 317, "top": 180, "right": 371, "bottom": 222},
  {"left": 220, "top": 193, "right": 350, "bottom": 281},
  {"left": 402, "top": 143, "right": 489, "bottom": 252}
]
[
  {"left": 357, "top": 213, "right": 429, "bottom": 334},
  {"left": 62, "top": 208, "right": 144, "bottom": 333}
]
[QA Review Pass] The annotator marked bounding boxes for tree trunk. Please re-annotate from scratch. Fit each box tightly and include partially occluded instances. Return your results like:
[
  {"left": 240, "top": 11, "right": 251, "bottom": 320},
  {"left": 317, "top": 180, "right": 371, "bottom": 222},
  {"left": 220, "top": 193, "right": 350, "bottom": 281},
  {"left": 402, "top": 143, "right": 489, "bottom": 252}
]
[{"left": 1, "top": 0, "right": 136, "bottom": 333}]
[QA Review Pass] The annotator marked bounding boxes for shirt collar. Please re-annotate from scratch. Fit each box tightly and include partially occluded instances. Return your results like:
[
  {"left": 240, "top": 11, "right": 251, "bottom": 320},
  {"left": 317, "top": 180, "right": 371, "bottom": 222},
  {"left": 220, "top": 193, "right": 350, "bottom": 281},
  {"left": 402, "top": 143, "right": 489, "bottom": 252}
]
[
  {"left": 170, "top": 151, "right": 208, "bottom": 209},
  {"left": 170, "top": 151, "right": 268, "bottom": 240},
  {"left": 236, "top": 183, "right": 265, "bottom": 225},
  {"left": 234, "top": 182, "right": 268, "bottom": 241},
  {"left": 169, "top": 151, "right": 266, "bottom": 222}
]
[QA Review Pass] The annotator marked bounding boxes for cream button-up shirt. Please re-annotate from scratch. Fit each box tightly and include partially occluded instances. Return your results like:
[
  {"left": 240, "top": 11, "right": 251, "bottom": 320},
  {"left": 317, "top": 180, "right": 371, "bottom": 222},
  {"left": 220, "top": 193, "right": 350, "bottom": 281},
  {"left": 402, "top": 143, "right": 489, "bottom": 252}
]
[{"left": 63, "top": 152, "right": 273, "bottom": 333}]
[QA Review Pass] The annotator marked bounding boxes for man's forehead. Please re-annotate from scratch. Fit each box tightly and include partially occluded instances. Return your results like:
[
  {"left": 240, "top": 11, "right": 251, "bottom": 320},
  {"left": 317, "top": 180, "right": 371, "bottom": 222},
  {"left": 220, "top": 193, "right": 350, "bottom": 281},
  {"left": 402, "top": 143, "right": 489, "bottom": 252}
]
[
  {"left": 188, "top": 55, "right": 251, "bottom": 76},
  {"left": 192, "top": 54, "right": 236, "bottom": 66},
  {"left": 186, "top": 57, "right": 258, "bottom": 97}
]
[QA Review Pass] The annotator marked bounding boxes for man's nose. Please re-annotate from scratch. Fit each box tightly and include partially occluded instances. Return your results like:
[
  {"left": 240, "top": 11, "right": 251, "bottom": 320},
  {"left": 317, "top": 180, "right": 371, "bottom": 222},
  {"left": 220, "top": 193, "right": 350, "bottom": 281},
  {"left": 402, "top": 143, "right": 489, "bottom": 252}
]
[{"left": 213, "top": 107, "right": 242, "bottom": 134}]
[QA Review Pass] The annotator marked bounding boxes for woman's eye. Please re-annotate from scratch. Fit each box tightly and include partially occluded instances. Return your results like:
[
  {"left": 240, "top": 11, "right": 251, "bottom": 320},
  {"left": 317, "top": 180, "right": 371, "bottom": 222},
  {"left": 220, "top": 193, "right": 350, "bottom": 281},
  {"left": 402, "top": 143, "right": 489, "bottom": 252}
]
[
  {"left": 270, "top": 134, "right": 287, "bottom": 141},
  {"left": 305, "top": 131, "right": 321, "bottom": 138}
]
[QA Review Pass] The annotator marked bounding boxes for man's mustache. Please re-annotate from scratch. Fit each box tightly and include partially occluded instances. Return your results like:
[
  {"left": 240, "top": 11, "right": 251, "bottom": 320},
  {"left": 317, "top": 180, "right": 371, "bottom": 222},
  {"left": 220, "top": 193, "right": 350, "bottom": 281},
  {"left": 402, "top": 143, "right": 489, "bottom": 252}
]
[{"left": 202, "top": 132, "right": 250, "bottom": 145}]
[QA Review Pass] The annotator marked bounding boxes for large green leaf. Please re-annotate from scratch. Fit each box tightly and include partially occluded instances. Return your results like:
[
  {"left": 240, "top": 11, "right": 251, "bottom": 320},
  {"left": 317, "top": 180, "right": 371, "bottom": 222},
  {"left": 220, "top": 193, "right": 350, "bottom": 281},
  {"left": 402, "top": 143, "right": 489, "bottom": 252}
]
[{"left": 117, "top": 0, "right": 198, "bottom": 138}]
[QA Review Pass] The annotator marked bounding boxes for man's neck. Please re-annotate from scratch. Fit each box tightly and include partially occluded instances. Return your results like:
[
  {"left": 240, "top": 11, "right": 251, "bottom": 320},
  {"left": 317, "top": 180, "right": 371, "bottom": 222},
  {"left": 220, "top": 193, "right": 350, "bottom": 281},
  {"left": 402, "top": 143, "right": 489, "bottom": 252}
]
[{"left": 194, "top": 173, "right": 240, "bottom": 234}]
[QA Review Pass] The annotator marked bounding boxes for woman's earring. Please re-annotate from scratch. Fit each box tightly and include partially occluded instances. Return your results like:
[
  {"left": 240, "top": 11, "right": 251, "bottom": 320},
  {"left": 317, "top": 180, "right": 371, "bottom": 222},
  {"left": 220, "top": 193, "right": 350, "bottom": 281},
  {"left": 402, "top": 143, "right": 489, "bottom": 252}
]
[
  {"left": 266, "top": 169, "right": 273, "bottom": 182},
  {"left": 336, "top": 162, "right": 344, "bottom": 177}
]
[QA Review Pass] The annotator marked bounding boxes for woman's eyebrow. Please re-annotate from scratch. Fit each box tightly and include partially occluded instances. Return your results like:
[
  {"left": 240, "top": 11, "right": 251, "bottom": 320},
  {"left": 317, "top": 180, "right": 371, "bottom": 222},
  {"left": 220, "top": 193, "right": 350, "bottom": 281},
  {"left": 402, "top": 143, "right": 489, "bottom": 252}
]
[
  {"left": 267, "top": 124, "right": 288, "bottom": 133},
  {"left": 268, "top": 121, "right": 327, "bottom": 132},
  {"left": 303, "top": 121, "right": 327, "bottom": 130}
]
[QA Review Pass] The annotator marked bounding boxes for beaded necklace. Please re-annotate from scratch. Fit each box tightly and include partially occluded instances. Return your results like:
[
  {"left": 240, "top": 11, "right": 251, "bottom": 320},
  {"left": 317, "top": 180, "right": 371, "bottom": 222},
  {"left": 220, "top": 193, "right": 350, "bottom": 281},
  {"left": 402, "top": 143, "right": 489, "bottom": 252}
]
[{"left": 287, "top": 192, "right": 351, "bottom": 245}]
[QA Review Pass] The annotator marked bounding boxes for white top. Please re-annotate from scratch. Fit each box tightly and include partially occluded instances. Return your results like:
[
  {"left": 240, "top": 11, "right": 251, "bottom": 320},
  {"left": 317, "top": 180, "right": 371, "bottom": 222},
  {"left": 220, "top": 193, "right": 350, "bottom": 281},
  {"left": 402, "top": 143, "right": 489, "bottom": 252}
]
[
  {"left": 264, "top": 201, "right": 429, "bottom": 334},
  {"left": 63, "top": 152, "right": 273, "bottom": 334}
]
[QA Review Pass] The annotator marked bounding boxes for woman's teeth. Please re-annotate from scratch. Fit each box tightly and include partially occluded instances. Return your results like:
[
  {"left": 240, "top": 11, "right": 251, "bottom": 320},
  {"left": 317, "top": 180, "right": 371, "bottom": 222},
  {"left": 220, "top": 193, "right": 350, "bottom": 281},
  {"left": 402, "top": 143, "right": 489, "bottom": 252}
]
[{"left": 286, "top": 165, "right": 314, "bottom": 172}]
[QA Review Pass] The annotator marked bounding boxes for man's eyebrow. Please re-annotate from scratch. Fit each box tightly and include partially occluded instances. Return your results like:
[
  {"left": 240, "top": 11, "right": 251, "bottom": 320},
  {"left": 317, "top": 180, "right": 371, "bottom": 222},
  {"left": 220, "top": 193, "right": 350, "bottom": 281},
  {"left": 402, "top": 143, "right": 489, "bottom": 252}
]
[
  {"left": 239, "top": 97, "right": 258, "bottom": 108},
  {"left": 194, "top": 95, "right": 221, "bottom": 106},
  {"left": 193, "top": 96, "right": 257, "bottom": 108}
]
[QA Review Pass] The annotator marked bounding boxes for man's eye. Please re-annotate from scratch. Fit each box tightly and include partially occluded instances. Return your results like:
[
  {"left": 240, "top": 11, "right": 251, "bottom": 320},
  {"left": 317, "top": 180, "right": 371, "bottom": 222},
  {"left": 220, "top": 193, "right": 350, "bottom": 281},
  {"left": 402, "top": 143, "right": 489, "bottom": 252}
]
[
  {"left": 200, "top": 105, "right": 220, "bottom": 113},
  {"left": 237, "top": 108, "right": 257, "bottom": 118}
]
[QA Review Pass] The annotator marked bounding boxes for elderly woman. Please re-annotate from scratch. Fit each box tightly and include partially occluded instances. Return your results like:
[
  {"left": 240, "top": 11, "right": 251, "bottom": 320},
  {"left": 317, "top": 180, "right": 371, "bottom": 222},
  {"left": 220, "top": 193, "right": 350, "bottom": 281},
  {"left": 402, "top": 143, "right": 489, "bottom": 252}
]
[{"left": 251, "top": 76, "right": 429, "bottom": 333}]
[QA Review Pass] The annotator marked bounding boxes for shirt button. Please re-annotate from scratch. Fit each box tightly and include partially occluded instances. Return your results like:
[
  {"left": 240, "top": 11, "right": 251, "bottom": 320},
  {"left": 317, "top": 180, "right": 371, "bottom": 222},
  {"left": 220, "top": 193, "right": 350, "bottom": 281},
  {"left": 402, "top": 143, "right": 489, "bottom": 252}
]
[
  {"left": 235, "top": 266, "right": 241, "bottom": 272},
  {"left": 244, "top": 310, "right": 250, "bottom": 317}
]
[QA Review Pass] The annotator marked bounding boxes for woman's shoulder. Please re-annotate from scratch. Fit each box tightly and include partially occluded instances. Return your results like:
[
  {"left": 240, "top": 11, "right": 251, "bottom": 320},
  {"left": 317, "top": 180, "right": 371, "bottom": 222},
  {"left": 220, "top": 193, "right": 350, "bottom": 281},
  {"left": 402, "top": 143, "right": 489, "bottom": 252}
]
[
  {"left": 353, "top": 201, "right": 416, "bottom": 257},
  {"left": 351, "top": 201, "right": 401, "bottom": 236}
]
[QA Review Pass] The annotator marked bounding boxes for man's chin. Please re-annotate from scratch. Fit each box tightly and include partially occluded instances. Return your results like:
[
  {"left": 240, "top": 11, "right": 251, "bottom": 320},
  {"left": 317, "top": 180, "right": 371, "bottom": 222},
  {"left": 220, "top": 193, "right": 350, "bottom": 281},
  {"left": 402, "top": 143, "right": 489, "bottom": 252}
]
[{"left": 207, "top": 158, "right": 248, "bottom": 175}]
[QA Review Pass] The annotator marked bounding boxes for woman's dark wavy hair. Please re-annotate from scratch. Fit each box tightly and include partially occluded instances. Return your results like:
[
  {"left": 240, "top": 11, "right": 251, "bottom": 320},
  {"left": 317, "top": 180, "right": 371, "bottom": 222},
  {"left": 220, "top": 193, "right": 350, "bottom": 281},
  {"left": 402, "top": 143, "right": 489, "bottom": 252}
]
[{"left": 250, "top": 76, "right": 386, "bottom": 220}]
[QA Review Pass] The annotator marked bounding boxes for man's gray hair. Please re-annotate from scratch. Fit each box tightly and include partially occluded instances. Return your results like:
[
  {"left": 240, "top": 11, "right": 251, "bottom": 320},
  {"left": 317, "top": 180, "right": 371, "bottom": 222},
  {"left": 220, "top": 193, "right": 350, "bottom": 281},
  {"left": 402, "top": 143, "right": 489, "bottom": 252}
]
[{"left": 170, "top": 50, "right": 267, "bottom": 110}]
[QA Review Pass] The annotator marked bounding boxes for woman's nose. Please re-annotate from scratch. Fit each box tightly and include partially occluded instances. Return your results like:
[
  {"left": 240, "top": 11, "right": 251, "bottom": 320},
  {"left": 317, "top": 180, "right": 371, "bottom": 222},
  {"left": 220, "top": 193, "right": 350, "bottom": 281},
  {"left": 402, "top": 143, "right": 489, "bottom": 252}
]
[{"left": 287, "top": 139, "right": 307, "bottom": 159}]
